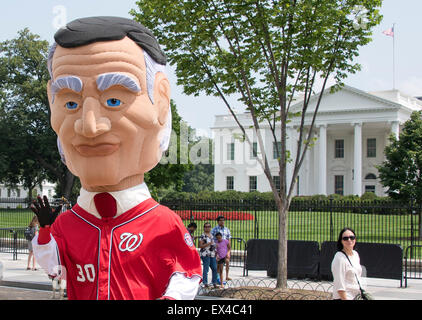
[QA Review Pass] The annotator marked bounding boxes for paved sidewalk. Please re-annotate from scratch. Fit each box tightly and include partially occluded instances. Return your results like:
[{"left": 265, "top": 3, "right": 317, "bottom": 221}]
[{"left": 1, "top": 252, "right": 421, "bottom": 300}]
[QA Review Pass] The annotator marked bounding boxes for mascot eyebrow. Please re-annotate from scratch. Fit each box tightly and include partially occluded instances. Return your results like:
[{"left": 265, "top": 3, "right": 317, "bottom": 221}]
[
  {"left": 51, "top": 73, "right": 141, "bottom": 103},
  {"left": 96, "top": 73, "right": 141, "bottom": 92},
  {"left": 51, "top": 76, "right": 83, "bottom": 103}
]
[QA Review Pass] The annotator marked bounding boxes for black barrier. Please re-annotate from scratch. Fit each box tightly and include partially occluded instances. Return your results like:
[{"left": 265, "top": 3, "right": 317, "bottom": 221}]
[
  {"left": 319, "top": 241, "right": 337, "bottom": 280},
  {"left": 319, "top": 241, "right": 403, "bottom": 285},
  {"left": 356, "top": 242, "right": 403, "bottom": 284},
  {"left": 248, "top": 239, "right": 403, "bottom": 285},
  {"left": 246, "top": 239, "right": 320, "bottom": 279},
  {"left": 245, "top": 239, "right": 277, "bottom": 273}
]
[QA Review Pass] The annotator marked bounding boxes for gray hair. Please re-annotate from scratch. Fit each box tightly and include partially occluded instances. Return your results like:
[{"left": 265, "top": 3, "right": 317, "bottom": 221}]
[{"left": 48, "top": 43, "right": 172, "bottom": 162}]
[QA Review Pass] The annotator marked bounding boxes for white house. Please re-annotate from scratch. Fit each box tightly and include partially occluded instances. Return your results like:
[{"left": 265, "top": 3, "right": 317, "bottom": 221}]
[
  {"left": 0, "top": 181, "right": 56, "bottom": 199},
  {"left": 212, "top": 85, "right": 422, "bottom": 197}
]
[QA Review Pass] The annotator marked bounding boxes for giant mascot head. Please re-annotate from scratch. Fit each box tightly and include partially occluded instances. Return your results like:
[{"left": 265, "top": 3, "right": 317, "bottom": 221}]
[{"left": 47, "top": 17, "right": 171, "bottom": 192}]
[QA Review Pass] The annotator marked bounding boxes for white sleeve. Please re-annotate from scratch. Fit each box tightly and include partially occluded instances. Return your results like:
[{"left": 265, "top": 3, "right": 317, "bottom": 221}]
[
  {"left": 331, "top": 254, "right": 347, "bottom": 293},
  {"left": 32, "top": 234, "right": 63, "bottom": 278},
  {"left": 163, "top": 273, "right": 201, "bottom": 300}
]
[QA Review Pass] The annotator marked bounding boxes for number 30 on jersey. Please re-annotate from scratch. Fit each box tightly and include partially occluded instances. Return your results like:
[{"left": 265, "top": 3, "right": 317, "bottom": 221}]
[{"left": 76, "top": 264, "right": 95, "bottom": 282}]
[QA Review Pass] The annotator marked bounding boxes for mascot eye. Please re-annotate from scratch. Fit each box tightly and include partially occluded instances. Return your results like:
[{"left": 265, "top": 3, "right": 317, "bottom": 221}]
[
  {"left": 106, "top": 98, "right": 121, "bottom": 107},
  {"left": 65, "top": 101, "right": 78, "bottom": 110}
]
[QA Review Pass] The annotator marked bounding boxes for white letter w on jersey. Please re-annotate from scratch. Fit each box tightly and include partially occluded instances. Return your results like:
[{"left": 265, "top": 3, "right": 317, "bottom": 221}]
[{"left": 118, "top": 232, "right": 143, "bottom": 252}]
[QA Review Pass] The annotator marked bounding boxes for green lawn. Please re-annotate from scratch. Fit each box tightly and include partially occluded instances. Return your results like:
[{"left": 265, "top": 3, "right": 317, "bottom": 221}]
[
  {"left": 0, "top": 209, "right": 34, "bottom": 228},
  {"left": 1, "top": 208, "right": 420, "bottom": 252}
]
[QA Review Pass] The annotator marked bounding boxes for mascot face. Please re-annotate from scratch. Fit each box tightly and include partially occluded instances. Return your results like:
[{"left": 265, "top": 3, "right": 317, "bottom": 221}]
[{"left": 48, "top": 37, "right": 170, "bottom": 191}]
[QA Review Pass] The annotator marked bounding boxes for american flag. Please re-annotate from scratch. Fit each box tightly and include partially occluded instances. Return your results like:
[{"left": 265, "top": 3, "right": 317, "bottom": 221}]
[{"left": 383, "top": 26, "right": 394, "bottom": 37}]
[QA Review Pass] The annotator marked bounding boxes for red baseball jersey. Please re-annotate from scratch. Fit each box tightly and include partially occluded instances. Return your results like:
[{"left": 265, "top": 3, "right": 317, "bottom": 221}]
[{"left": 48, "top": 198, "right": 201, "bottom": 300}]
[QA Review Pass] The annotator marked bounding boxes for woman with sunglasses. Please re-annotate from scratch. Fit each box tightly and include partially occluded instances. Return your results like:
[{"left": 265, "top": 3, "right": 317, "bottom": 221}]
[{"left": 331, "top": 227, "right": 363, "bottom": 300}]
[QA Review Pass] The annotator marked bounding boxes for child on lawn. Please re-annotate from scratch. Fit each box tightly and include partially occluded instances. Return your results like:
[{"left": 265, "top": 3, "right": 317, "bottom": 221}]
[{"left": 215, "top": 232, "right": 231, "bottom": 288}]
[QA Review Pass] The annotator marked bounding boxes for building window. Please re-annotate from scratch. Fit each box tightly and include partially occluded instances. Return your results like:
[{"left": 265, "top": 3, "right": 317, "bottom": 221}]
[
  {"left": 273, "top": 142, "right": 281, "bottom": 159},
  {"left": 335, "top": 175, "right": 344, "bottom": 195},
  {"left": 16, "top": 189, "right": 20, "bottom": 198},
  {"left": 365, "top": 185, "right": 375, "bottom": 193},
  {"left": 227, "top": 143, "right": 234, "bottom": 161},
  {"left": 250, "top": 142, "right": 258, "bottom": 159},
  {"left": 367, "top": 138, "right": 376, "bottom": 158},
  {"left": 272, "top": 175, "right": 280, "bottom": 192},
  {"left": 7, "top": 189, "right": 11, "bottom": 198},
  {"left": 365, "top": 173, "right": 377, "bottom": 180},
  {"left": 335, "top": 140, "right": 344, "bottom": 158},
  {"left": 249, "top": 176, "right": 257, "bottom": 192},
  {"left": 226, "top": 176, "right": 234, "bottom": 190}
]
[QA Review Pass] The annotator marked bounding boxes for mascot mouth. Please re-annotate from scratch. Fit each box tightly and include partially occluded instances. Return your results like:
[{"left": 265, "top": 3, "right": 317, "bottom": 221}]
[{"left": 74, "top": 143, "right": 120, "bottom": 157}]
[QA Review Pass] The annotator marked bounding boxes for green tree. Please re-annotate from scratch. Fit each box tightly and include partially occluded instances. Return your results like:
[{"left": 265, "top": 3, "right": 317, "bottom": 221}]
[
  {"left": 145, "top": 100, "right": 193, "bottom": 198},
  {"left": 0, "top": 29, "right": 75, "bottom": 200},
  {"left": 132, "top": 0, "right": 383, "bottom": 288},
  {"left": 378, "top": 111, "right": 422, "bottom": 239},
  {"left": 378, "top": 111, "right": 422, "bottom": 202}
]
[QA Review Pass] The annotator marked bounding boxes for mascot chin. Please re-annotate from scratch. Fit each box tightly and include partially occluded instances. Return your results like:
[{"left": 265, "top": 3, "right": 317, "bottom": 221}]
[{"left": 31, "top": 16, "right": 201, "bottom": 300}]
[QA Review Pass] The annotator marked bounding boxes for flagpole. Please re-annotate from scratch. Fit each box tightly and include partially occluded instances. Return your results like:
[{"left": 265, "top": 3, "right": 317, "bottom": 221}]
[{"left": 393, "top": 23, "right": 396, "bottom": 90}]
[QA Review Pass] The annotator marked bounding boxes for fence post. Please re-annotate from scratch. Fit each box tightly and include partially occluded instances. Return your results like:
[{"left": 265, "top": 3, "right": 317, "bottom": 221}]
[
  {"left": 410, "top": 198, "right": 415, "bottom": 257},
  {"left": 189, "top": 196, "right": 194, "bottom": 223},
  {"left": 12, "top": 230, "right": 18, "bottom": 261},
  {"left": 254, "top": 197, "right": 259, "bottom": 239},
  {"left": 329, "top": 196, "right": 334, "bottom": 242}
]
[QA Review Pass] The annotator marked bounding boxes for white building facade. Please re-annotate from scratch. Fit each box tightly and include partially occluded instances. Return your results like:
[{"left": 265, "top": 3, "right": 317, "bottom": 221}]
[
  {"left": 0, "top": 181, "right": 56, "bottom": 199},
  {"left": 212, "top": 85, "right": 422, "bottom": 197}
]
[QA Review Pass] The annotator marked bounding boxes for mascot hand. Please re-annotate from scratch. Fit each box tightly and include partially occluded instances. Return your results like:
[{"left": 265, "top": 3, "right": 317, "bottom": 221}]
[{"left": 30, "top": 196, "right": 62, "bottom": 227}]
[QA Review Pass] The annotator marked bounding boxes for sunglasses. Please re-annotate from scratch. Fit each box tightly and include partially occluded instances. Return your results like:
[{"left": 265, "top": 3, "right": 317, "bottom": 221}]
[{"left": 342, "top": 236, "right": 356, "bottom": 241}]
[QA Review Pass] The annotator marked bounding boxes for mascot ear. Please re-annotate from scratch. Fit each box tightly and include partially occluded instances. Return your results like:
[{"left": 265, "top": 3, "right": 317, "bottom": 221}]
[{"left": 153, "top": 72, "right": 170, "bottom": 126}]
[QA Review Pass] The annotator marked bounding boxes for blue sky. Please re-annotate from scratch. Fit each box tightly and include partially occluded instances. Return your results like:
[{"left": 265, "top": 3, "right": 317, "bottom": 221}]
[{"left": 1, "top": 0, "right": 420, "bottom": 134}]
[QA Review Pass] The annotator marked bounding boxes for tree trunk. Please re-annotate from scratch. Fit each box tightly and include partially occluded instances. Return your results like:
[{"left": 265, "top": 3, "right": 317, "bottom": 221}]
[
  {"left": 276, "top": 196, "right": 288, "bottom": 289},
  {"left": 61, "top": 169, "right": 75, "bottom": 200}
]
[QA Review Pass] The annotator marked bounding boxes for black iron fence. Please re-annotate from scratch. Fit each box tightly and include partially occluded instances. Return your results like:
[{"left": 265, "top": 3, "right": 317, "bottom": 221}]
[
  {"left": 1, "top": 197, "right": 421, "bottom": 261},
  {"left": 0, "top": 198, "right": 70, "bottom": 259},
  {"left": 164, "top": 198, "right": 422, "bottom": 250}
]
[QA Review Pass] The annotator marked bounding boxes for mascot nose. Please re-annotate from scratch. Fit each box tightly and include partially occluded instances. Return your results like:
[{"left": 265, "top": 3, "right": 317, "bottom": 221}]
[{"left": 74, "top": 97, "right": 111, "bottom": 137}]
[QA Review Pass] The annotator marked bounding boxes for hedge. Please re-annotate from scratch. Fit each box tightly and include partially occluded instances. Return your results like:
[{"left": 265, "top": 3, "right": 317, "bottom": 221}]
[{"left": 160, "top": 190, "right": 390, "bottom": 203}]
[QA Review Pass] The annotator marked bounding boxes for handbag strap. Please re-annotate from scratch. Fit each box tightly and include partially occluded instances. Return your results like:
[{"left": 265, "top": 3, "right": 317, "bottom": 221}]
[{"left": 340, "top": 250, "right": 363, "bottom": 290}]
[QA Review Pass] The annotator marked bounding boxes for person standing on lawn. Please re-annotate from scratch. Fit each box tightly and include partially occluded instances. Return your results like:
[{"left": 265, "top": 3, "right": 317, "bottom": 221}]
[{"left": 211, "top": 216, "right": 231, "bottom": 281}]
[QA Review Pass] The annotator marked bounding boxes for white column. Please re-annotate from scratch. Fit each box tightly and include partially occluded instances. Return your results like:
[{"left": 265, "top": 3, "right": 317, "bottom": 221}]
[
  {"left": 353, "top": 122, "right": 362, "bottom": 196},
  {"left": 391, "top": 120, "right": 400, "bottom": 139},
  {"left": 318, "top": 124, "right": 327, "bottom": 195}
]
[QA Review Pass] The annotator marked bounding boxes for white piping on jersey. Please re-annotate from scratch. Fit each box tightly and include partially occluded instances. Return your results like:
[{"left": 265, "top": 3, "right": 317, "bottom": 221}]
[
  {"left": 70, "top": 209, "right": 102, "bottom": 300},
  {"left": 107, "top": 203, "right": 160, "bottom": 300}
]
